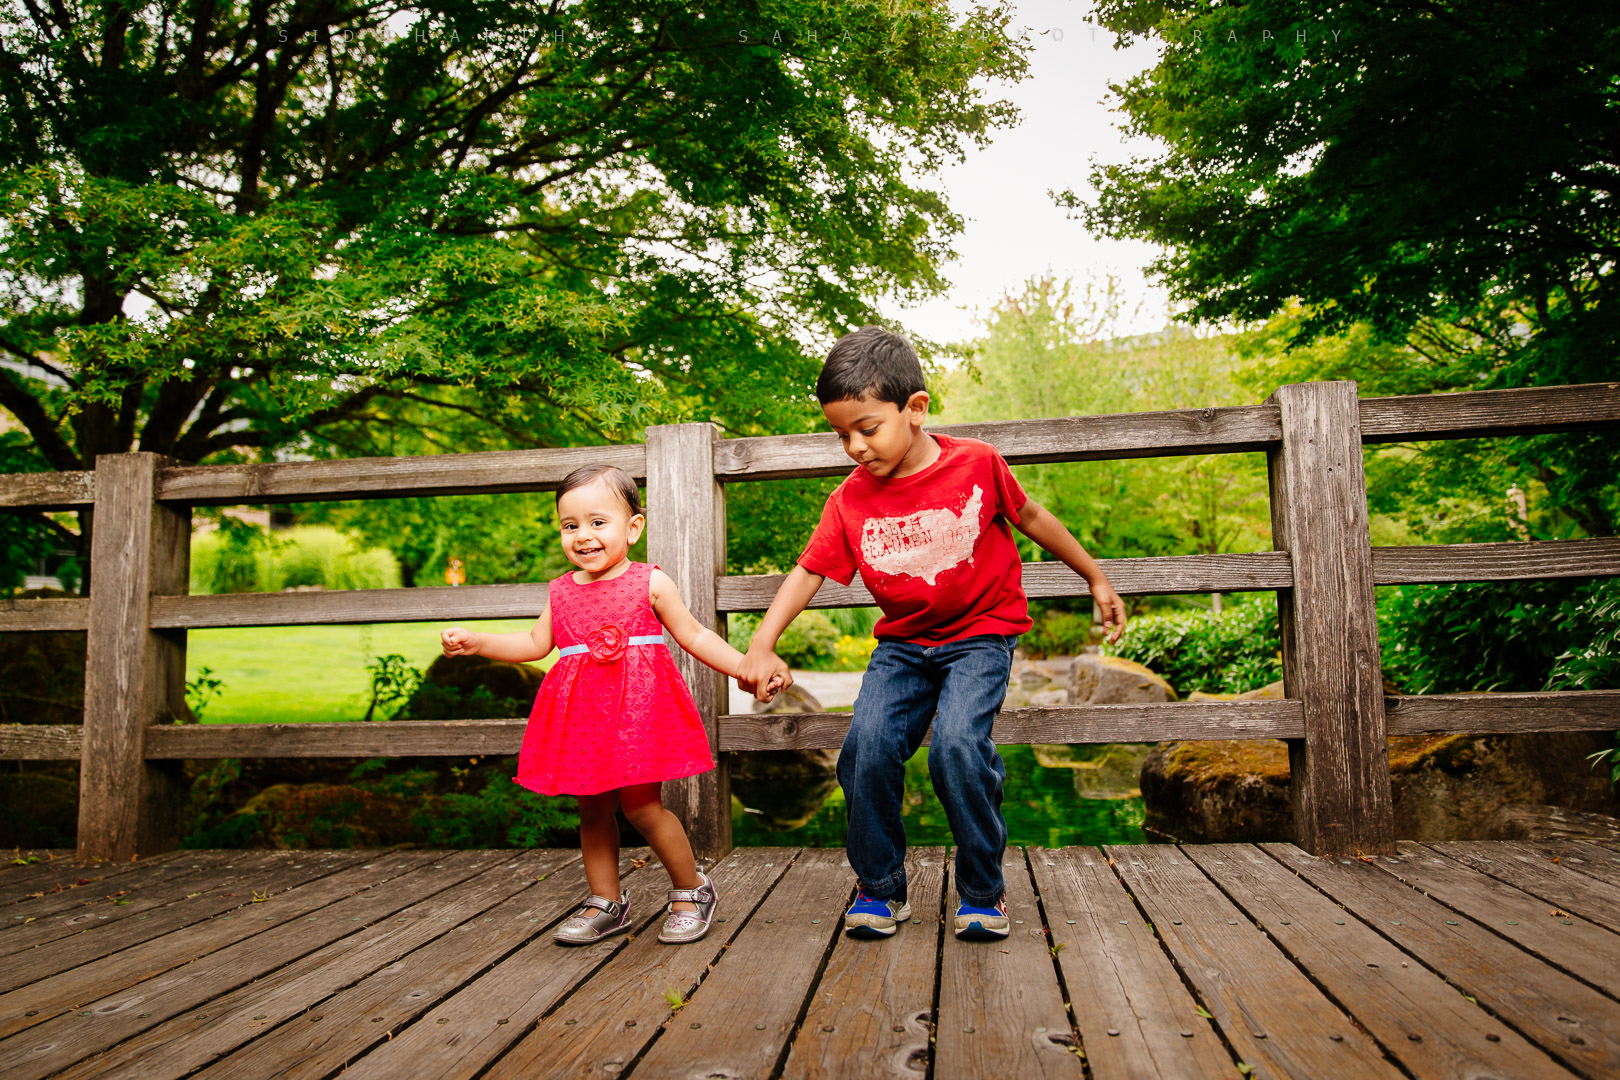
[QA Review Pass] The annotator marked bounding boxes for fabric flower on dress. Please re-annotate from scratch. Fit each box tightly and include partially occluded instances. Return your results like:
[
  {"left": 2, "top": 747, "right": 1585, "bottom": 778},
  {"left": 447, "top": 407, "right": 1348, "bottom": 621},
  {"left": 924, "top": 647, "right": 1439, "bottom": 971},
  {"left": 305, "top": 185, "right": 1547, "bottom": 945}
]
[{"left": 586, "top": 625, "right": 627, "bottom": 662}]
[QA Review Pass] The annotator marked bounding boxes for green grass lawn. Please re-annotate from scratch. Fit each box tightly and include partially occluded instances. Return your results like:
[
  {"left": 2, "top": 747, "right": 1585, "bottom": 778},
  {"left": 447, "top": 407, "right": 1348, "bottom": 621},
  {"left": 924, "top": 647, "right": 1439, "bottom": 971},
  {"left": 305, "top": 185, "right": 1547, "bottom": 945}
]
[{"left": 186, "top": 620, "right": 551, "bottom": 725}]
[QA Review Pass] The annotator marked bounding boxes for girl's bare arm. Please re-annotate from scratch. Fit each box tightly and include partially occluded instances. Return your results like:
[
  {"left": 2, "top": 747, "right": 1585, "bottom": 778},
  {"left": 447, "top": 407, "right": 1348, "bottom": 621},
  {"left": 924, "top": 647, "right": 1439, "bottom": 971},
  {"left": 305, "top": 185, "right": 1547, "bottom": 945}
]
[
  {"left": 441, "top": 608, "right": 555, "bottom": 661},
  {"left": 650, "top": 568, "right": 778, "bottom": 693}
]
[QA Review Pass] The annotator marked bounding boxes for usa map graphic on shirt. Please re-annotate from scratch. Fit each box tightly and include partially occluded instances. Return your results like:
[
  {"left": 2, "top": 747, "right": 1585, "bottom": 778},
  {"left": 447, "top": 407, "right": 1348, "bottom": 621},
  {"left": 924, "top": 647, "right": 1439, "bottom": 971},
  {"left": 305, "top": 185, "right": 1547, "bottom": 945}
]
[{"left": 859, "top": 485, "right": 983, "bottom": 585}]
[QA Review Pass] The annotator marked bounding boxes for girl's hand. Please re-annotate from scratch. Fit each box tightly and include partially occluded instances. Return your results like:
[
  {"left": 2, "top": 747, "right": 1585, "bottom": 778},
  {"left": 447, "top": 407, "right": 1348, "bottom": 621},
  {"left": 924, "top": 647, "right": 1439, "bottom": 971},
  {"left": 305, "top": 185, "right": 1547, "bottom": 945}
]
[
  {"left": 441, "top": 626, "right": 479, "bottom": 657},
  {"left": 1092, "top": 582, "right": 1128, "bottom": 644}
]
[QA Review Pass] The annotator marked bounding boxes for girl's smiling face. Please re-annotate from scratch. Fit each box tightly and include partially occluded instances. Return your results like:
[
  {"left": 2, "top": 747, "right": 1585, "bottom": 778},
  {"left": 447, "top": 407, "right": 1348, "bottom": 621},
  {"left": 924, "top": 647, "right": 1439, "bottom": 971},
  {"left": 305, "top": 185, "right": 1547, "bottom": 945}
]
[{"left": 557, "top": 478, "right": 644, "bottom": 577}]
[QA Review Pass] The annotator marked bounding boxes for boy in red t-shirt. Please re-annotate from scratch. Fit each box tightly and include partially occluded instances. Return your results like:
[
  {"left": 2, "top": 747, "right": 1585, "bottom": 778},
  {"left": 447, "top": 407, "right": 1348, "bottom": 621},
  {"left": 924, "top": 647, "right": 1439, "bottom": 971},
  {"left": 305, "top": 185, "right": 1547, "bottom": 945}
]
[{"left": 737, "top": 327, "right": 1127, "bottom": 940}]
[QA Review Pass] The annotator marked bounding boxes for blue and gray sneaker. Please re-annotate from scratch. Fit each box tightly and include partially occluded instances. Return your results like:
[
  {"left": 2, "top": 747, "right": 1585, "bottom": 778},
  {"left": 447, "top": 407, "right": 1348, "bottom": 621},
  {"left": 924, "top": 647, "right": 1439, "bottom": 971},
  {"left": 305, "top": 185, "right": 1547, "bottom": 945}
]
[
  {"left": 844, "top": 890, "right": 912, "bottom": 938},
  {"left": 953, "top": 896, "right": 1010, "bottom": 940}
]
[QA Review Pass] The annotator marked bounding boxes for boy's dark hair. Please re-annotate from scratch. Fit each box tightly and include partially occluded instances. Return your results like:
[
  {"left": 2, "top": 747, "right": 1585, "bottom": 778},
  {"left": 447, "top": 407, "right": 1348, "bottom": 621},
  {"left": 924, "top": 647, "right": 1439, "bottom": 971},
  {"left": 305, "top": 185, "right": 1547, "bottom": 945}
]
[
  {"left": 556, "top": 464, "right": 643, "bottom": 517},
  {"left": 816, "top": 326, "right": 927, "bottom": 407}
]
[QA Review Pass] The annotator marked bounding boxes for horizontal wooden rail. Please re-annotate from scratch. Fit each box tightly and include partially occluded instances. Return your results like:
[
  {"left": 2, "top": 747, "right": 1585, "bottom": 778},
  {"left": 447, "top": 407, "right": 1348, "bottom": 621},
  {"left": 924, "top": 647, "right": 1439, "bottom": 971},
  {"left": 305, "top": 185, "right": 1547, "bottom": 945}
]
[
  {"left": 155, "top": 443, "right": 645, "bottom": 505},
  {"left": 719, "top": 552, "right": 1295, "bottom": 611},
  {"left": 5, "top": 540, "right": 1615, "bottom": 635},
  {"left": 4, "top": 690, "right": 1614, "bottom": 762},
  {"left": 1372, "top": 537, "right": 1620, "bottom": 584},
  {"left": 0, "top": 470, "right": 95, "bottom": 510},
  {"left": 713, "top": 406, "right": 1283, "bottom": 481},
  {"left": 0, "top": 597, "right": 90, "bottom": 631},
  {"left": 1382, "top": 689, "right": 1620, "bottom": 735},
  {"left": 148, "top": 583, "right": 548, "bottom": 629},
  {"left": 1359, "top": 382, "right": 1620, "bottom": 443}
]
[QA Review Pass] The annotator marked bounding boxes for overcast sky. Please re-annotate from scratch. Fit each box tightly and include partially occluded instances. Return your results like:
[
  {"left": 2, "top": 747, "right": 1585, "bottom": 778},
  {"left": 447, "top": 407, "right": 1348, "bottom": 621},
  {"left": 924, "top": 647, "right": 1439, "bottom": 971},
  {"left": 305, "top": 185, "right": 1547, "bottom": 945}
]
[{"left": 887, "top": 1, "right": 1171, "bottom": 346}]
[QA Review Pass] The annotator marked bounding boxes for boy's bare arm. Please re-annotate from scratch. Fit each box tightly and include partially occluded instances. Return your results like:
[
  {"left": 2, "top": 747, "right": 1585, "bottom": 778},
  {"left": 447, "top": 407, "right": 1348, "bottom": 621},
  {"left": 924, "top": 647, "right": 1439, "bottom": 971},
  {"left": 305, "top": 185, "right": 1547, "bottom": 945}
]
[
  {"left": 1013, "top": 500, "right": 1127, "bottom": 642},
  {"left": 736, "top": 565, "right": 824, "bottom": 697}
]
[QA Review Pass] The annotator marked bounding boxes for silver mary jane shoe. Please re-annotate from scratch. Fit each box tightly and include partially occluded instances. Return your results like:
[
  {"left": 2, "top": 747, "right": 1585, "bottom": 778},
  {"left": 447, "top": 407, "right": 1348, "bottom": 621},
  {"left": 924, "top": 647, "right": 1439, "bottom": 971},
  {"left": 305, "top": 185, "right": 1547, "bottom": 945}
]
[
  {"left": 554, "top": 891, "right": 630, "bottom": 945},
  {"left": 658, "top": 870, "right": 718, "bottom": 944}
]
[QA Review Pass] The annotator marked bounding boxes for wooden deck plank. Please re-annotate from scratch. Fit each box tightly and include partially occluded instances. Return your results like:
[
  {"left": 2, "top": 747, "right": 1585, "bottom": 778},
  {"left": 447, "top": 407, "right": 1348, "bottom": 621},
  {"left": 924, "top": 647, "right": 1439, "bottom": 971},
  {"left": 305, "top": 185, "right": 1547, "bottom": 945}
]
[
  {"left": 177, "top": 850, "right": 642, "bottom": 1080},
  {"left": 626, "top": 849, "right": 852, "bottom": 1080},
  {"left": 329, "top": 850, "right": 776, "bottom": 1080},
  {"left": 1528, "top": 841, "right": 1620, "bottom": 890},
  {"left": 1266, "top": 843, "right": 1620, "bottom": 1077},
  {"left": 0, "top": 850, "right": 365, "bottom": 993},
  {"left": 1107, "top": 845, "right": 1400, "bottom": 1080},
  {"left": 1188, "top": 844, "right": 1574, "bottom": 1080},
  {"left": 0, "top": 849, "right": 193, "bottom": 905},
  {"left": 0, "top": 851, "right": 298, "bottom": 957},
  {"left": 1379, "top": 842, "right": 1620, "bottom": 998},
  {"left": 936, "top": 849, "right": 1081, "bottom": 1080},
  {"left": 0, "top": 851, "right": 500, "bottom": 1080},
  {"left": 0, "top": 850, "right": 426, "bottom": 1040},
  {"left": 481, "top": 847, "right": 798, "bottom": 1080},
  {"left": 779, "top": 849, "right": 943, "bottom": 1080},
  {"left": 46, "top": 849, "right": 580, "bottom": 1080},
  {"left": 0, "top": 850, "right": 236, "bottom": 928},
  {"left": 1426, "top": 841, "right": 1620, "bottom": 935},
  {"left": 1030, "top": 847, "right": 1238, "bottom": 1080}
]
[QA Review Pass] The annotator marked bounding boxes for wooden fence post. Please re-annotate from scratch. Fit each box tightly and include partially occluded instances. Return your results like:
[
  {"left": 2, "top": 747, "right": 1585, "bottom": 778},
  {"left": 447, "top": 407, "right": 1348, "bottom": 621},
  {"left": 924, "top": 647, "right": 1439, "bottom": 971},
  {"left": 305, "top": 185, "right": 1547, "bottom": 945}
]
[
  {"left": 1267, "top": 382, "right": 1396, "bottom": 856},
  {"left": 78, "top": 453, "right": 189, "bottom": 860},
  {"left": 645, "top": 423, "right": 732, "bottom": 862}
]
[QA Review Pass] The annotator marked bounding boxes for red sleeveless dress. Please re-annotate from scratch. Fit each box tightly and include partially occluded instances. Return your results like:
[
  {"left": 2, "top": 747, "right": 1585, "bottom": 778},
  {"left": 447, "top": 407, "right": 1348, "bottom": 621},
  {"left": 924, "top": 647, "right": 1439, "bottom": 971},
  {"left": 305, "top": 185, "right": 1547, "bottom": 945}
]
[{"left": 514, "top": 562, "right": 715, "bottom": 796}]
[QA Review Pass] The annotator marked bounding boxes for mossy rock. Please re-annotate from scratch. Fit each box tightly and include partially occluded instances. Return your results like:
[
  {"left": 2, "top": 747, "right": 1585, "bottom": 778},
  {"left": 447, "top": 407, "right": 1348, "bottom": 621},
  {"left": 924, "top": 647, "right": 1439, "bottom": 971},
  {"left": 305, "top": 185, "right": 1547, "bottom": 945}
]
[{"left": 1140, "top": 729, "right": 1620, "bottom": 843}]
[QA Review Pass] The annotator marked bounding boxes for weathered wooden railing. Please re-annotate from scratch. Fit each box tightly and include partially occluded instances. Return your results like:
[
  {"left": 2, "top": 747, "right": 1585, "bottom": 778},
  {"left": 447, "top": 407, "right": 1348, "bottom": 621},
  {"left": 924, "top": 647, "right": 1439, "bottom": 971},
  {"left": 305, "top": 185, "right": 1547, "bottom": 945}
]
[{"left": 3, "top": 381, "right": 1619, "bottom": 862}]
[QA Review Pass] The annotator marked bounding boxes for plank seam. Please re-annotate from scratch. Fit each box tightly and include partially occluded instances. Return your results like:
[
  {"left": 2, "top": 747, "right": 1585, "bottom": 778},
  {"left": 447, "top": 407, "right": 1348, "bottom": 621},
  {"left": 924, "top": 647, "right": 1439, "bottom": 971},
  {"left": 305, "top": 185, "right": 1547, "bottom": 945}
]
[
  {"left": 1019, "top": 848, "right": 1085, "bottom": 1070},
  {"left": 1184, "top": 848, "right": 1420, "bottom": 1080},
  {"left": 1371, "top": 849, "right": 1620, "bottom": 1008},
  {"left": 1098, "top": 846, "right": 1244, "bottom": 1071},
  {"left": 590, "top": 847, "right": 806, "bottom": 1080},
  {"left": 1252, "top": 844, "right": 1603, "bottom": 1078},
  {"left": 310, "top": 853, "right": 652, "bottom": 1080},
  {"left": 1415, "top": 842, "right": 1620, "bottom": 932},
  {"left": 925, "top": 852, "right": 946, "bottom": 1080},
  {"left": 766, "top": 873, "right": 859, "bottom": 1080}
]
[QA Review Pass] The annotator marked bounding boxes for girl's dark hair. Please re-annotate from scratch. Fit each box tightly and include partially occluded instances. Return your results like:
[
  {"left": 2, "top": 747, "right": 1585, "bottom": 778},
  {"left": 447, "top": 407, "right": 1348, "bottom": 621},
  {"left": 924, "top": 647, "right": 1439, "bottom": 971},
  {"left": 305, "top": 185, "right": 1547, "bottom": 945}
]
[
  {"left": 556, "top": 464, "right": 643, "bottom": 517},
  {"left": 815, "top": 326, "right": 927, "bottom": 406}
]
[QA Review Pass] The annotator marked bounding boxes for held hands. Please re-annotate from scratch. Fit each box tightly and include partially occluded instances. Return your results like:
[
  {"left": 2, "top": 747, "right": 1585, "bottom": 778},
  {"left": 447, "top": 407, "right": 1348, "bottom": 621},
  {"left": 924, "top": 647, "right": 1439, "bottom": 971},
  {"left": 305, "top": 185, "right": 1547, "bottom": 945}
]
[
  {"left": 1092, "top": 581, "right": 1128, "bottom": 644},
  {"left": 736, "top": 645, "right": 792, "bottom": 704},
  {"left": 441, "top": 626, "right": 480, "bottom": 657}
]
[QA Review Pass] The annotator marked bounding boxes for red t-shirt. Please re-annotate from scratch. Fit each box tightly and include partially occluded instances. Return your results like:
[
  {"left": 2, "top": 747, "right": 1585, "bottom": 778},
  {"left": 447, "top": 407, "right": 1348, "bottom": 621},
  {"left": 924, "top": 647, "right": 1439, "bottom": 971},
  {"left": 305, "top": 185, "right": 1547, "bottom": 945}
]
[{"left": 799, "top": 433, "right": 1033, "bottom": 645}]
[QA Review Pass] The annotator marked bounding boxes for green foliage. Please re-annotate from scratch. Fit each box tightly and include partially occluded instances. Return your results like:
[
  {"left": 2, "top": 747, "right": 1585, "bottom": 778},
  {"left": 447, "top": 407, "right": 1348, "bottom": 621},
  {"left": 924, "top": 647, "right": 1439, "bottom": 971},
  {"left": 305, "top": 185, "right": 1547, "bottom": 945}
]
[
  {"left": 1376, "top": 580, "right": 1618, "bottom": 695},
  {"left": 1019, "top": 609, "right": 1095, "bottom": 659},
  {"left": 361, "top": 654, "right": 423, "bottom": 723},
  {"left": 414, "top": 768, "right": 578, "bottom": 849},
  {"left": 183, "top": 667, "right": 225, "bottom": 724},
  {"left": 1105, "top": 600, "right": 1282, "bottom": 697},
  {"left": 1081, "top": 1, "right": 1619, "bottom": 536},
  {"left": 189, "top": 525, "right": 401, "bottom": 595},
  {"left": 0, "top": 0, "right": 1028, "bottom": 502},
  {"left": 941, "top": 276, "right": 1271, "bottom": 560},
  {"left": 1545, "top": 580, "right": 1620, "bottom": 693},
  {"left": 728, "top": 610, "right": 842, "bottom": 670}
]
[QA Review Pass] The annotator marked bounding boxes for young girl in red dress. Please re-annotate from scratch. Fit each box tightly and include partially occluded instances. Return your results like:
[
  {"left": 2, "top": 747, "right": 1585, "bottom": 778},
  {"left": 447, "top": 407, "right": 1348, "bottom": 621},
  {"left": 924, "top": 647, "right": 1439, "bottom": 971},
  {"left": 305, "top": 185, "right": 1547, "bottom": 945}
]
[{"left": 441, "top": 464, "right": 778, "bottom": 945}]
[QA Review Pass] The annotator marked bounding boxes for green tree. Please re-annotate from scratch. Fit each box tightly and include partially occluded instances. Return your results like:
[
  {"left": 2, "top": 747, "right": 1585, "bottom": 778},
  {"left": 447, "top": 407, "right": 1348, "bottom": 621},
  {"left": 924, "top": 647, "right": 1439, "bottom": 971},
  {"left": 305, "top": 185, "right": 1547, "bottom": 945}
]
[
  {"left": 942, "top": 276, "right": 1271, "bottom": 565},
  {"left": 0, "top": 0, "right": 1029, "bottom": 568},
  {"left": 1076, "top": 0, "right": 1619, "bottom": 537}
]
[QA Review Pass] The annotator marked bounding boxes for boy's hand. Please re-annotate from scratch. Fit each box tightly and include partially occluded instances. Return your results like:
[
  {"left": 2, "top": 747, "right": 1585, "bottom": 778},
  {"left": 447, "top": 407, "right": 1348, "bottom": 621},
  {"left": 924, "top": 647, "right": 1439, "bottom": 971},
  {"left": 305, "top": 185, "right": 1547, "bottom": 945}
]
[
  {"left": 736, "top": 646, "right": 792, "bottom": 703},
  {"left": 441, "top": 626, "right": 479, "bottom": 657},
  {"left": 1092, "top": 582, "right": 1128, "bottom": 644}
]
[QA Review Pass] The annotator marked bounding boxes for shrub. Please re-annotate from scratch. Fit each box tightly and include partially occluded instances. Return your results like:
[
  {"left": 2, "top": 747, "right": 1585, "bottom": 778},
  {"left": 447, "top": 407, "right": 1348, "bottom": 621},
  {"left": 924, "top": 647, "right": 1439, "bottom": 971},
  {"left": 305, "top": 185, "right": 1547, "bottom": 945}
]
[
  {"left": 833, "top": 635, "right": 878, "bottom": 671},
  {"left": 727, "top": 610, "right": 842, "bottom": 670},
  {"left": 1020, "top": 609, "right": 1094, "bottom": 658},
  {"left": 1376, "top": 578, "right": 1617, "bottom": 695},
  {"left": 1105, "top": 600, "right": 1282, "bottom": 696},
  {"left": 415, "top": 768, "right": 579, "bottom": 848},
  {"left": 190, "top": 525, "right": 400, "bottom": 594}
]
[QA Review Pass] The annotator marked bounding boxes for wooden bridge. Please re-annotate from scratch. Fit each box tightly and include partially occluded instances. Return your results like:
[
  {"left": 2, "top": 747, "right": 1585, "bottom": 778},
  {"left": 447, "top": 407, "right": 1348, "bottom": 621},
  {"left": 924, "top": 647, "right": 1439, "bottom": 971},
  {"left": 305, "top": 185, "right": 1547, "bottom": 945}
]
[
  {"left": 4, "top": 838, "right": 1620, "bottom": 1079},
  {"left": 3, "top": 379, "right": 1620, "bottom": 1076}
]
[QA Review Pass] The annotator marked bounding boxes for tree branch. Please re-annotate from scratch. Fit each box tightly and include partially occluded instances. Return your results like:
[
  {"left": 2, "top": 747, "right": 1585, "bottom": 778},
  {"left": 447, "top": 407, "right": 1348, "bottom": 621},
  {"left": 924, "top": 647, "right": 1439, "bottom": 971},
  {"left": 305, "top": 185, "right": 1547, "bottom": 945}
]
[{"left": 0, "top": 368, "right": 80, "bottom": 470}]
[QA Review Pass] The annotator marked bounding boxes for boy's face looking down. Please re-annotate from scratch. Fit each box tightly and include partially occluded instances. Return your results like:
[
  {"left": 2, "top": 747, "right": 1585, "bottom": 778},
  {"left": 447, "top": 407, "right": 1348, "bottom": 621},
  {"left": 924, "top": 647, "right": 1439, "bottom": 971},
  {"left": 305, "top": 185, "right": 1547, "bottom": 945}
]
[{"left": 822, "top": 390, "right": 935, "bottom": 479}]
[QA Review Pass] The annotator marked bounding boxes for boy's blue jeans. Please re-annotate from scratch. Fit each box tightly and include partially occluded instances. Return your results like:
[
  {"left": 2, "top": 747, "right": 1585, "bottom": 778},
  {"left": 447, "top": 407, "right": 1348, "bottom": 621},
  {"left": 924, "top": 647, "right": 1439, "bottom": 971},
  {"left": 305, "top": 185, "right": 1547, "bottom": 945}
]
[{"left": 837, "top": 633, "right": 1017, "bottom": 908}]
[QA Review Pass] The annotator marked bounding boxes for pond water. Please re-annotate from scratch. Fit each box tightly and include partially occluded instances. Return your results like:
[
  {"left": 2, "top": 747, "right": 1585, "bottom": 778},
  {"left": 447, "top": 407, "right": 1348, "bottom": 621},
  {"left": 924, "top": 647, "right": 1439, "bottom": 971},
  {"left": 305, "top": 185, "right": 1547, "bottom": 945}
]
[{"left": 730, "top": 742, "right": 1148, "bottom": 848}]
